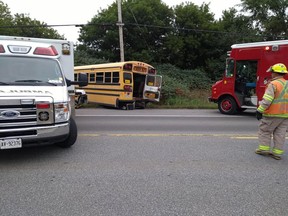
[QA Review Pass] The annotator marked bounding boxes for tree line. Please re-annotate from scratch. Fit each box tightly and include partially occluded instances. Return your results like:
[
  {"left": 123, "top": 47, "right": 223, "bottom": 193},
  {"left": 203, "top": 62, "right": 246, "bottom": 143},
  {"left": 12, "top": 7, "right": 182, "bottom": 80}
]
[
  {"left": 0, "top": 0, "right": 287, "bottom": 99},
  {"left": 76, "top": 0, "right": 288, "bottom": 80}
]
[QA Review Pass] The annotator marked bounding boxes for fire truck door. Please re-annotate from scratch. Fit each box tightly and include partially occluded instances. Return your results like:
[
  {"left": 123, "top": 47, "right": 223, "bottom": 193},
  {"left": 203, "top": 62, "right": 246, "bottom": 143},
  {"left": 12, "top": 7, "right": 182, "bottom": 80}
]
[{"left": 256, "top": 62, "right": 269, "bottom": 103}]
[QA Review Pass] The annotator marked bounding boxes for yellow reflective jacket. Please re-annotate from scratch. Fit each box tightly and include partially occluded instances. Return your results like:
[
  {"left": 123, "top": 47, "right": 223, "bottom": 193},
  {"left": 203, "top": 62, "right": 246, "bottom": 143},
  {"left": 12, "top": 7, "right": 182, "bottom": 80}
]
[{"left": 257, "top": 77, "right": 288, "bottom": 118}]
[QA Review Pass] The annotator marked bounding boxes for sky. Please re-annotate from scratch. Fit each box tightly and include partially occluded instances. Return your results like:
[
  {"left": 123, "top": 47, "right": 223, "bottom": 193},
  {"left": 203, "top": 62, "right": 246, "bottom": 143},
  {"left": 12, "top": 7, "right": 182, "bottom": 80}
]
[{"left": 3, "top": 0, "right": 241, "bottom": 43}]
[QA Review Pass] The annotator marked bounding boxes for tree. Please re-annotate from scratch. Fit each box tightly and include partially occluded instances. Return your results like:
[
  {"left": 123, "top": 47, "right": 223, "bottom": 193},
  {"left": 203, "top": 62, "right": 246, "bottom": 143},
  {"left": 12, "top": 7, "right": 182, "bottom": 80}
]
[
  {"left": 74, "top": 50, "right": 108, "bottom": 66},
  {"left": 167, "top": 2, "right": 216, "bottom": 69},
  {"left": 0, "top": 1, "right": 15, "bottom": 36},
  {"left": 240, "top": 0, "right": 288, "bottom": 40},
  {"left": 206, "top": 8, "right": 259, "bottom": 80},
  {"left": 78, "top": 0, "right": 174, "bottom": 63},
  {"left": 122, "top": 0, "right": 174, "bottom": 63},
  {"left": 13, "top": 13, "right": 63, "bottom": 39},
  {"left": 217, "top": 8, "right": 258, "bottom": 43},
  {"left": 0, "top": 0, "right": 63, "bottom": 39}
]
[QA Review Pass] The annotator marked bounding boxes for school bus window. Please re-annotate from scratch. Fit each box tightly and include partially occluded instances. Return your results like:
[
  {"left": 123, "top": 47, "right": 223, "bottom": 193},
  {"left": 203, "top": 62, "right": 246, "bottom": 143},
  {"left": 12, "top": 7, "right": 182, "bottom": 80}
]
[
  {"left": 112, "top": 72, "right": 119, "bottom": 83},
  {"left": 96, "top": 72, "right": 104, "bottom": 83},
  {"left": 155, "top": 76, "right": 161, "bottom": 87},
  {"left": 89, "top": 73, "right": 95, "bottom": 82},
  {"left": 105, "top": 72, "right": 112, "bottom": 83},
  {"left": 124, "top": 72, "right": 132, "bottom": 84},
  {"left": 146, "top": 76, "right": 155, "bottom": 86}
]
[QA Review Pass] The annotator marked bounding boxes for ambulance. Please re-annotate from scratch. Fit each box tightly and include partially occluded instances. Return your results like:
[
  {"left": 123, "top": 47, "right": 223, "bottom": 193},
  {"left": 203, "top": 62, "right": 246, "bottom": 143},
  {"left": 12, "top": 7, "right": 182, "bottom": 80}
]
[
  {"left": 209, "top": 40, "right": 288, "bottom": 114},
  {"left": 0, "top": 36, "right": 87, "bottom": 149}
]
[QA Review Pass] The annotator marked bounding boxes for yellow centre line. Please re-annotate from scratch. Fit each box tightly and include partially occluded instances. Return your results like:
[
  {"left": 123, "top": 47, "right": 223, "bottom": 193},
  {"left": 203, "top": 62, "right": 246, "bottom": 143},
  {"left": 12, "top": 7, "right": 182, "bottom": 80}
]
[
  {"left": 79, "top": 133, "right": 261, "bottom": 139},
  {"left": 231, "top": 136, "right": 258, "bottom": 139},
  {"left": 79, "top": 134, "right": 101, "bottom": 137}
]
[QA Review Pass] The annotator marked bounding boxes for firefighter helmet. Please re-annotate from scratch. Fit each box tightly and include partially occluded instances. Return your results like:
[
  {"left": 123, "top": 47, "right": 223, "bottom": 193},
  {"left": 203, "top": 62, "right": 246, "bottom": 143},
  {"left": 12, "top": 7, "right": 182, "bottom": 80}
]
[{"left": 267, "top": 63, "right": 288, "bottom": 74}]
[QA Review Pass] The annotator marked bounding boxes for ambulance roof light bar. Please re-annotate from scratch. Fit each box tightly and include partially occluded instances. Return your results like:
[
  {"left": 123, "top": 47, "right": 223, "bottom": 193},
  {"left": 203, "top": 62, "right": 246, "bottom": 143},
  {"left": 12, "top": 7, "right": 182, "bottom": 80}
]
[
  {"left": 0, "top": 45, "right": 5, "bottom": 53},
  {"left": 33, "top": 46, "right": 58, "bottom": 56}
]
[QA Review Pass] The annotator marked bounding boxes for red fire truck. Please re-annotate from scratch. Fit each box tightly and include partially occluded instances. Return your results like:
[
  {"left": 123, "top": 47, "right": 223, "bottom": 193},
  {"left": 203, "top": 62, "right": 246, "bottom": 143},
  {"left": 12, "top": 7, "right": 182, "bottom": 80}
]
[{"left": 209, "top": 40, "right": 288, "bottom": 114}]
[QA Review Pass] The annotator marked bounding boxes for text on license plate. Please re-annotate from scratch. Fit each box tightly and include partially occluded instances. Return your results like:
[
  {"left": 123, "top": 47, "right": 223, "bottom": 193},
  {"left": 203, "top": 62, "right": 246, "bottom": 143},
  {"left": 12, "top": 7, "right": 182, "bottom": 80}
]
[{"left": 0, "top": 139, "right": 22, "bottom": 149}]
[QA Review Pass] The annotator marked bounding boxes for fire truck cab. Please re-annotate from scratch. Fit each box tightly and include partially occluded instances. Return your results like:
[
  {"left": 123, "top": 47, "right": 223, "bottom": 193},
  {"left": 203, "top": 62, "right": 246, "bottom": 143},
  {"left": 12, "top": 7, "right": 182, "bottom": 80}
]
[{"left": 209, "top": 40, "right": 288, "bottom": 114}]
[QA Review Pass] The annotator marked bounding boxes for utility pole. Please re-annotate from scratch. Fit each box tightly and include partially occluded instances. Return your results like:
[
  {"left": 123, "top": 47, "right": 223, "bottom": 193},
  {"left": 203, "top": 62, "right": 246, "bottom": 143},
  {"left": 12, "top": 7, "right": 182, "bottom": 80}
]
[{"left": 117, "top": 0, "right": 125, "bottom": 62}]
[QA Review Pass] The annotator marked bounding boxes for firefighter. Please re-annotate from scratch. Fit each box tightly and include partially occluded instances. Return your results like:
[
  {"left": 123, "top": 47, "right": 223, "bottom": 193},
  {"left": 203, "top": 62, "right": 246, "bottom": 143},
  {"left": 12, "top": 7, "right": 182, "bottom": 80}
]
[{"left": 255, "top": 63, "right": 288, "bottom": 160}]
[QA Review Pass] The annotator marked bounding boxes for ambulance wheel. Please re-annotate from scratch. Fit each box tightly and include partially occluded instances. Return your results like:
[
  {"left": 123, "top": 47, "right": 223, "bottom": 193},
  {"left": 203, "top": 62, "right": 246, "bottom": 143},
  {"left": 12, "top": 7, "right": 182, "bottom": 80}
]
[
  {"left": 56, "top": 118, "right": 78, "bottom": 148},
  {"left": 218, "top": 96, "right": 237, "bottom": 115}
]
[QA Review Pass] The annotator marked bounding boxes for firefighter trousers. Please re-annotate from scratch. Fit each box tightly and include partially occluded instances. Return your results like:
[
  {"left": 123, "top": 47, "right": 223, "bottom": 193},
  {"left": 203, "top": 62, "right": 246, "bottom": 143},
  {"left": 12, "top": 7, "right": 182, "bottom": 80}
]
[{"left": 258, "top": 117, "right": 288, "bottom": 153}]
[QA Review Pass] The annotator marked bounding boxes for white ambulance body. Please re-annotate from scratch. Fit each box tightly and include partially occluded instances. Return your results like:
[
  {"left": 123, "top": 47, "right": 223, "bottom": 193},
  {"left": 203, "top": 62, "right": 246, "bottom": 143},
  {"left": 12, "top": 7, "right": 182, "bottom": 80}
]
[{"left": 0, "top": 36, "right": 87, "bottom": 149}]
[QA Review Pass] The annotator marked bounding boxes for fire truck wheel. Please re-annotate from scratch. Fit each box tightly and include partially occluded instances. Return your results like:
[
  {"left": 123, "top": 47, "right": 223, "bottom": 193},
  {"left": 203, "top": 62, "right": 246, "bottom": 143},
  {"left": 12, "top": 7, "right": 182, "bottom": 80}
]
[
  {"left": 56, "top": 118, "right": 78, "bottom": 148},
  {"left": 218, "top": 96, "right": 237, "bottom": 115}
]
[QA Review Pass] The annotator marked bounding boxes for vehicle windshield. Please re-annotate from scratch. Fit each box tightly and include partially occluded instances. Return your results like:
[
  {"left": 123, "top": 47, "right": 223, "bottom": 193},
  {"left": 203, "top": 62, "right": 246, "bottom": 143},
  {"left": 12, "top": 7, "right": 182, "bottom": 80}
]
[
  {"left": 225, "top": 58, "right": 234, "bottom": 77},
  {"left": 0, "top": 56, "right": 64, "bottom": 86}
]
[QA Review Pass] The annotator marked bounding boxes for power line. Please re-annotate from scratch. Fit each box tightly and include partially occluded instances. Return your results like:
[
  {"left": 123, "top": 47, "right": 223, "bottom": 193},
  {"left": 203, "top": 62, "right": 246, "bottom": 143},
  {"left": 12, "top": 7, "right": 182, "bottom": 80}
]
[
  {"left": 0, "top": 23, "right": 284, "bottom": 39},
  {"left": 0, "top": 23, "right": 114, "bottom": 28},
  {"left": 0, "top": 22, "right": 242, "bottom": 35}
]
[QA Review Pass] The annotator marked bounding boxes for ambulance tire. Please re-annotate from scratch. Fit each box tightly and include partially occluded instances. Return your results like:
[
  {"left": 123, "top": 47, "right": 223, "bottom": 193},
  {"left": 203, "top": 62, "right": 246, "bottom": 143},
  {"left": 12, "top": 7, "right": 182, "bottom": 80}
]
[
  {"left": 218, "top": 96, "right": 238, "bottom": 115},
  {"left": 56, "top": 118, "right": 78, "bottom": 148}
]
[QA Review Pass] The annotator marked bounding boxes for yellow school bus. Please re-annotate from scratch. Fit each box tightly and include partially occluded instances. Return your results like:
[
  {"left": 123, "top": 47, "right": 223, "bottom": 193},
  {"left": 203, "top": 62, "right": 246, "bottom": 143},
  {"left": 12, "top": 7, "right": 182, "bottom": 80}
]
[{"left": 74, "top": 61, "right": 162, "bottom": 109}]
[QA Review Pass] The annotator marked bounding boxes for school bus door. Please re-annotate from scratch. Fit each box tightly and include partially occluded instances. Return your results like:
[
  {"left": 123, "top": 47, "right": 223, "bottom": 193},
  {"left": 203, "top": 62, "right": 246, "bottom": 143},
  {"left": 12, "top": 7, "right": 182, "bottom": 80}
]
[{"left": 143, "top": 75, "right": 162, "bottom": 102}]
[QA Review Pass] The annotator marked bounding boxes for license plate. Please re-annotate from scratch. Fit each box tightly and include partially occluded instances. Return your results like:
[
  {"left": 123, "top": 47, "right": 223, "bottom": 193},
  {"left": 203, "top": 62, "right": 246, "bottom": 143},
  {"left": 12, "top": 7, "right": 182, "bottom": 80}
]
[{"left": 0, "top": 139, "right": 22, "bottom": 149}]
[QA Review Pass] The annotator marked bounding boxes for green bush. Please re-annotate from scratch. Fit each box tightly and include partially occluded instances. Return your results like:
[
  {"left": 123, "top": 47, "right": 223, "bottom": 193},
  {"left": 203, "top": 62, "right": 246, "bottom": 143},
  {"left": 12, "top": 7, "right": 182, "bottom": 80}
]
[
  {"left": 156, "top": 63, "right": 213, "bottom": 105},
  {"left": 74, "top": 50, "right": 108, "bottom": 66}
]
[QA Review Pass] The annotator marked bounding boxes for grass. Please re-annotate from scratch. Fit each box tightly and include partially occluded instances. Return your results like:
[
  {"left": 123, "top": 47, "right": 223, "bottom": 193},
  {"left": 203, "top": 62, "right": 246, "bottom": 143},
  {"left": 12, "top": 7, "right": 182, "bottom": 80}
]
[
  {"left": 79, "top": 89, "right": 218, "bottom": 109},
  {"left": 150, "top": 89, "right": 217, "bottom": 109}
]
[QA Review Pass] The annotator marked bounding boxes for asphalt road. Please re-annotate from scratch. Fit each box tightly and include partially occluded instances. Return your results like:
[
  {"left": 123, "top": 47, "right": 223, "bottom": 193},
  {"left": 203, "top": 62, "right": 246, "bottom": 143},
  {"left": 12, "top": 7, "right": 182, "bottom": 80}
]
[
  {"left": 1, "top": 108, "right": 288, "bottom": 216},
  {"left": 76, "top": 108, "right": 258, "bottom": 135}
]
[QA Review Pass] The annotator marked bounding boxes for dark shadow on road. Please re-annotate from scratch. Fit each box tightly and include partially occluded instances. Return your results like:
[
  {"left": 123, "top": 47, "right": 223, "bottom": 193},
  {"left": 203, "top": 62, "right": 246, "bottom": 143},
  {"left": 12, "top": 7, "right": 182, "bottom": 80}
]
[
  {"left": 0, "top": 145, "right": 73, "bottom": 163},
  {"left": 209, "top": 108, "right": 257, "bottom": 118},
  {"left": 237, "top": 110, "right": 257, "bottom": 117}
]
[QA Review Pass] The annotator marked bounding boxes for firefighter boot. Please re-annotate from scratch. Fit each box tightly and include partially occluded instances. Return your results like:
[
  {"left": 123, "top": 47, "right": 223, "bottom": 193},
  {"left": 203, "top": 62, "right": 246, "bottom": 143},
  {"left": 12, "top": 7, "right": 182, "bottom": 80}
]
[
  {"left": 270, "top": 154, "right": 281, "bottom": 160},
  {"left": 255, "top": 145, "right": 271, "bottom": 157},
  {"left": 255, "top": 149, "right": 271, "bottom": 156},
  {"left": 271, "top": 148, "right": 283, "bottom": 160}
]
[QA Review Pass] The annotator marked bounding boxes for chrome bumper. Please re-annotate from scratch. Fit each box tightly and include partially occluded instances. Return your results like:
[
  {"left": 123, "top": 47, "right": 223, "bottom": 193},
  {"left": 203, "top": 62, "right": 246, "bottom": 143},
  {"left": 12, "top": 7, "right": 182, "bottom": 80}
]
[{"left": 0, "top": 123, "right": 69, "bottom": 146}]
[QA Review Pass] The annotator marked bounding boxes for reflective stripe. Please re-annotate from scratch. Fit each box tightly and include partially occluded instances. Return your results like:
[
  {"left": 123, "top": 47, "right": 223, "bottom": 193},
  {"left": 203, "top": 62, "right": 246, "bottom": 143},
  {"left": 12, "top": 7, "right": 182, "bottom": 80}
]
[
  {"left": 257, "top": 106, "right": 265, "bottom": 113},
  {"left": 264, "top": 78, "right": 288, "bottom": 116},
  {"left": 272, "top": 148, "right": 284, "bottom": 155},
  {"left": 258, "top": 145, "right": 270, "bottom": 151},
  {"left": 264, "top": 113, "right": 288, "bottom": 118},
  {"left": 273, "top": 99, "right": 288, "bottom": 103},
  {"left": 263, "top": 94, "right": 274, "bottom": 102},
  {"left": 274, "top": 81, "right": 288, "bottom": 103},
  {"left": 277, "top": 79, "right": 286, "bottom": 86}
]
